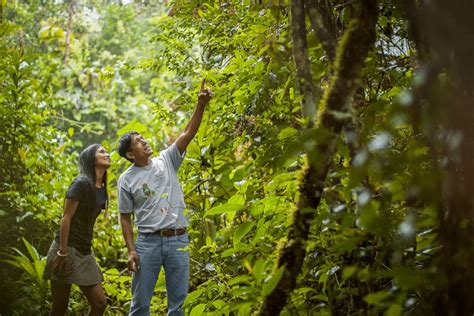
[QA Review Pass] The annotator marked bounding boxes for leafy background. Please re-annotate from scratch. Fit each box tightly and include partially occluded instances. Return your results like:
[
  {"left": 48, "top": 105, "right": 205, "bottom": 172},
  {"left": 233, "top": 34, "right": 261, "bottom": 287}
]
[{"left": 1, "top": 0, "right": 472, "bottom": 315}]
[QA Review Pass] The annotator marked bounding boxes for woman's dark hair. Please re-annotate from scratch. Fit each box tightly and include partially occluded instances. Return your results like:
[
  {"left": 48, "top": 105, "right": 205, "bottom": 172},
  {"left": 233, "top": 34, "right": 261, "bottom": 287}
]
[
  {"left": 118, "top": 131, "right": 139, "bottom": 163},
  {"left": 79, "top": 144, "right": 109, "bottom": 208}
]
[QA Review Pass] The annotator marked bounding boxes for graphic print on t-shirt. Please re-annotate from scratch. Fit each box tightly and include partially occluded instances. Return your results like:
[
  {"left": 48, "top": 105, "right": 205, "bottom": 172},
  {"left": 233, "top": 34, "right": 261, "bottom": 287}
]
[{"left": 142, "top": 183, "right": 156, "bottom": 198}]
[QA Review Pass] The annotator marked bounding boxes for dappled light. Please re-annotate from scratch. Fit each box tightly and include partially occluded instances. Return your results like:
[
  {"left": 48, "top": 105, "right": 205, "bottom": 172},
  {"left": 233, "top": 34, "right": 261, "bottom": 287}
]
[{"left": 1, "top": 0, "right": 473, "bottom": 315}]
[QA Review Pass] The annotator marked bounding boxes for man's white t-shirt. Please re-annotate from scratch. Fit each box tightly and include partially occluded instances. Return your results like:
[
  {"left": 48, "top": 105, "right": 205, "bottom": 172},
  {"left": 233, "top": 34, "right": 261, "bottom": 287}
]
[{"left": 117, "top": 143, "right": 188, "bottom": 233}]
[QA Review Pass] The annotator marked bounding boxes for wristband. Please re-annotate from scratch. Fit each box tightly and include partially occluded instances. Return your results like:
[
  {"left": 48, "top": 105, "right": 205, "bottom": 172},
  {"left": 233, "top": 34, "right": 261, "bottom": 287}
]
[{"left": 57, "top": 250, "right": 69, "bottom": 257}]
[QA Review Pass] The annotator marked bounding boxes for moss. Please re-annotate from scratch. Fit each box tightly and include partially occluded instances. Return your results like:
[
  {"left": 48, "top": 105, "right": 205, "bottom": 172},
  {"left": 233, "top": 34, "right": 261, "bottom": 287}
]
[
  {"left": 259, "top": 1, "right": 378, "bottom": 315},
  {"left": 317, "top": 4, "right": 377, "bottom": 131}
]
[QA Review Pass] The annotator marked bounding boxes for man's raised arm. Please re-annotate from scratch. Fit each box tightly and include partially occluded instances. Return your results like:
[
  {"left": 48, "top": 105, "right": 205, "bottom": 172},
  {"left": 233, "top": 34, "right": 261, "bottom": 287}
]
[{"left": 176, "top": 79, "right": 213, "bottom": 154}]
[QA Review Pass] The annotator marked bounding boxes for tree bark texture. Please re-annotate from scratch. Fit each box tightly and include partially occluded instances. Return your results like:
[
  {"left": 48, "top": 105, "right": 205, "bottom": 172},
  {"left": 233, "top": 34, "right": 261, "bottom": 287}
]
[
  {"left": 290, "top": 0, "right": 318, "bottom": 124},
  {"left": 305, "top": 0, "right": 338, "bottom": 62},
  {"left": 259, "top": 1, "right": 378, "bottom": 314}
]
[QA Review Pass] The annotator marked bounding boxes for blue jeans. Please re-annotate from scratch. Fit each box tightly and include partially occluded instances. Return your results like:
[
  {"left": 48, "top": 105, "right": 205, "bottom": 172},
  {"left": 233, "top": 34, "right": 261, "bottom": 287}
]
[{"left": 129, "top": 233, "right": 190, "bottom": 316}]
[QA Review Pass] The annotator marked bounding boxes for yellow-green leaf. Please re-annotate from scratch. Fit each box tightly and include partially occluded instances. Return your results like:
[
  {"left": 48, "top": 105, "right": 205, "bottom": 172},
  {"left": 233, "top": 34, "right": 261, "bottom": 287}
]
[
  {"left": 17, "top": 148, "right": 26, "bottom": 161},
  {"left": 190, "top": 303, "right": 206, "bottom": 316}
]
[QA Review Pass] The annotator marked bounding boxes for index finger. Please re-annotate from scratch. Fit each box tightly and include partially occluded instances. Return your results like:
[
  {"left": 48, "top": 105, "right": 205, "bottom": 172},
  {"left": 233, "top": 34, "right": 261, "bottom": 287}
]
[{"left": 200, "top": 78, "right": 206, "bottom": 91}]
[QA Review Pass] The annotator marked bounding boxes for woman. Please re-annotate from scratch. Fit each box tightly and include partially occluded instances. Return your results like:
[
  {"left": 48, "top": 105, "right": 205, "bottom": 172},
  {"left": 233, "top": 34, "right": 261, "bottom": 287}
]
[{"left": 43, "top": 144, "right": 111, "bottom": 315}]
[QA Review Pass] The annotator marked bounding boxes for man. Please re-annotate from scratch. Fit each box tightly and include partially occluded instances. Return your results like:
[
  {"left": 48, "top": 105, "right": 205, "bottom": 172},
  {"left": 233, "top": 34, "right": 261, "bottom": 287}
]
[{"left": 117, "top": 80, "right": 212, "bottom": 315}]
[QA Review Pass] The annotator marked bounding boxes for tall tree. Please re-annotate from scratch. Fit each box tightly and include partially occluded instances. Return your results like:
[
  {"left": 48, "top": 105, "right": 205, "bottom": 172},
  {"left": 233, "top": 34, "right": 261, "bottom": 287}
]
[
  {"left": 404, "top": 1, "right": 474, "bottom": 314},
  {"left": 260, "top": 0, "right": 378, "bottom": 314}
]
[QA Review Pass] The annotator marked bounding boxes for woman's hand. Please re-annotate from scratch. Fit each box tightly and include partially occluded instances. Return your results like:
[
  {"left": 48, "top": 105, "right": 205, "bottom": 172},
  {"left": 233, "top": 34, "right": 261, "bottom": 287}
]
[
  {"left": 57, "top": 198, "right": 79, "bottom": 273},
  {"left": 52, "top": 254, "right": 69, "bottom": 274}
]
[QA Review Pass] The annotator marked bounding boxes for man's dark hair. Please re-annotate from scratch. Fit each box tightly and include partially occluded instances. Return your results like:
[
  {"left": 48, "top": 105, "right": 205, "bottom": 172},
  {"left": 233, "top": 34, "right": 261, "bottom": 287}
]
[{"left": 118, "top": 131, "right": 139, "bottom": 163}]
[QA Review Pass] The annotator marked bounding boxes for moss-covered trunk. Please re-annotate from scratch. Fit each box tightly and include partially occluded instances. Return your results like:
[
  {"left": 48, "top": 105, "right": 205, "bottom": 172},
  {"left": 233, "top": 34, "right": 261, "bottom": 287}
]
[{"left": 259, "top": 1, "right": 378, "bottom": 314}]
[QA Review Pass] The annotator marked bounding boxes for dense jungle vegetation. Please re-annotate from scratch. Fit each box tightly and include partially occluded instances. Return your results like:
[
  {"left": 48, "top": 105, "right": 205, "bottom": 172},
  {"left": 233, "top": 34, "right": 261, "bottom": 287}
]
[{"left": 1, "top": 0, "right": 473, "bottom": 315}]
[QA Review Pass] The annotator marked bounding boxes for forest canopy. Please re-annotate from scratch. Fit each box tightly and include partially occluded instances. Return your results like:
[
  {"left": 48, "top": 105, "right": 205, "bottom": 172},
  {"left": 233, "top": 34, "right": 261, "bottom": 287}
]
[{"left": 1, "top": 0, "right": 473, "bottom": 315}]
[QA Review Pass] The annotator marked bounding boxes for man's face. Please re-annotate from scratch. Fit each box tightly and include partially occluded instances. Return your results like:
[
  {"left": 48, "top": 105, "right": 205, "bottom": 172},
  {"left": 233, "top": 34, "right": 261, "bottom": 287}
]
[{"left": 128, "top": 134, "right": 153, "bottom": 161}]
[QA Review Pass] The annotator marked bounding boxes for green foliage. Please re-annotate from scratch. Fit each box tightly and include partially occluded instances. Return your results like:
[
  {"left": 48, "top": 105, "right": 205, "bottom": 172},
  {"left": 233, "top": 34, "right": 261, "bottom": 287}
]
[
  {"left": 0, "top": 10, "right": 78, "bottom": 312},
  {"left": 151, "top": 1, "right": 439, "bottom": 314},
  {"left": 102, "top": 268, "right": 132, "bottom": 314},
  {"left": 0, "top": 0, "right": 449, "bottom": 315},
  {"left": 2, "top": 238, "right": 49, "bottom": 314},
  {"left": 0, "top": 1, "right": 159, "bottom": 313}
]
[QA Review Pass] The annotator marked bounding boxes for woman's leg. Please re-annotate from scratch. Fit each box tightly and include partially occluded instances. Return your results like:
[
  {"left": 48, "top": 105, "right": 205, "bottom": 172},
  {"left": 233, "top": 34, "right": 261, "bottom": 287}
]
[
  {"left": 79, "top": 283, "right": 107, "bottom": 316},
  {"left": 50, "top": 280, "right": 72, "bottom": 316}
]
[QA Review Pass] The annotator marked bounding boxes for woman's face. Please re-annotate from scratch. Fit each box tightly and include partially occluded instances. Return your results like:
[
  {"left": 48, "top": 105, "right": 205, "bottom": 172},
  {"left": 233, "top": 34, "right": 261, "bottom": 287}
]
[{"left": 95, "top": 146, "right": 111, "bottom": 169}]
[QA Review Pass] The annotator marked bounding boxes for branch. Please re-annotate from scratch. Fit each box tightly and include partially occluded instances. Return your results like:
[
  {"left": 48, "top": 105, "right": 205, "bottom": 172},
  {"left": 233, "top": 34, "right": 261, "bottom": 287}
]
[
  {"left": 290, "top": 0, "right": 319, "bottom": 124},
  {"left": 305, "top": 0, "right": 338, "bottom": 62},
  {"left": 259, "top": 1, "right": 378, "bottom": 314}
]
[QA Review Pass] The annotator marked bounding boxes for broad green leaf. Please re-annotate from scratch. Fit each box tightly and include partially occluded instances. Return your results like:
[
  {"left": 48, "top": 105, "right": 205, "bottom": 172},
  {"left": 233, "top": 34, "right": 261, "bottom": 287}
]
[
  {"left": 341, "top": 6, "right": 352, "bottom": 23},
  {"left": 254, "top": 62, "right": 264, "bottom": 74},
  {"left": 221, "top": 248, "right": 238, "bottom": 257},
  {"left": 262, "top": 266, "right": 285, "bottom": 296},
  {"left": 190, "top": 303, "right": 206, "bottom": 316},
  {"left": 278, "top": 127, "right": 298, "bottom": 140},
  {"left": 364, "top": 291, "right": 391, "bottom": 305},
  {"left": 205, "top": 203, "right": 244, "bottom": 216},
  {"left": 334, "top": 237, "right": 364, "bottom": 254},
  {"left": 313, "top": 294, "right": 328, "bottom": 302},
  {"left": 184, "top": 288, "right": 204, "bottom": 307},
  {"left": 265, "top": 172, "right": 296, "bottom": 192},
  {"left": 237, "top": 303, "right": 252, "bottom": 316},
  {"left": 251, "top": 258, "right": 266, "bottom": 284},
  {"left": 228, "top": 274, "right": 253, "bottom": 286},
  {"left": 22, "top": 238, "right": 39, "bottom": 261},
  {"left": 116, "top": 120, "right": 147, "bottom": 136},
  {"left": 342, "top": 266, "right": 358, "bottom": 280},
  {"left": 212, "top": 300, "right": 226, "bottom": 310},
  {"left": 385, "top": 304, "right": 402, "bottom": 316},
  {"left": 233, "top": 221, "right": 255, "bottom": 246},
  {"left": 228, "top": 194, "right": 246, "bottom": 205},
  {"left": 106, "top": 268, "right": 120, "bottom": 275},
  {"left": 392, "top": 266, "right": 426, "bottom": 290},
  {"left": 319, "top": 272, "right": 328, "bottom": 284},
  {"left": 295, "top": 287, "right": 315, "bottom": 294}
]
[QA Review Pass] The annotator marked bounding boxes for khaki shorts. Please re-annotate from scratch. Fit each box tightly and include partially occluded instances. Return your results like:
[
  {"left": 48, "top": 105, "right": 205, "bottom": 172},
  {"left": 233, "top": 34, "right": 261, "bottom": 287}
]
[{"left": 43, "top": 240, "right": 103, "bottom": 286}]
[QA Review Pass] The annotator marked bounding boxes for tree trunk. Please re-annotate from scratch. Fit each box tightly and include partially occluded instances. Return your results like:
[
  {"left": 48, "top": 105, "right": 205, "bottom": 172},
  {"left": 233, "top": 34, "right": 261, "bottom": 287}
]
[
  {"left": 290, "top": 0, "right": 318, "bottom": 124},
  {"left": 259, "top": 1, "right": 378, "bottom": 314},
  {"left": 402, "top": 1, "right": 474, "bottom": 314},
  {"left": 423, "top": 2, "right": 474, "bottom": 314}
]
